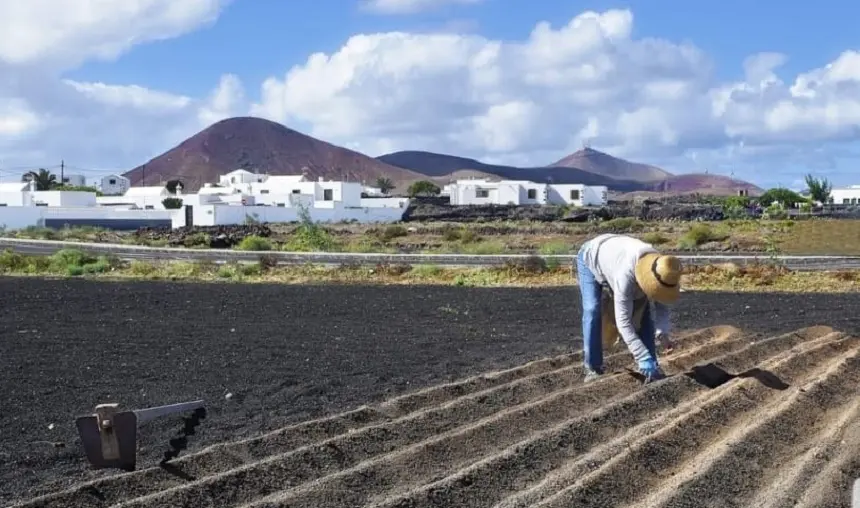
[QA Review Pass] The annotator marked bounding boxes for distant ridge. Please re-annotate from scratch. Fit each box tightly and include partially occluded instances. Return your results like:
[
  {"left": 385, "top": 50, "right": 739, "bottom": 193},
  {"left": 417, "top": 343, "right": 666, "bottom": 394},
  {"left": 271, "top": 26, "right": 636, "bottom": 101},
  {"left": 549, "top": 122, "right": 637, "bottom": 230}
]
[{"left": 122, "top": 116, "right": 763, "bottom": 196}]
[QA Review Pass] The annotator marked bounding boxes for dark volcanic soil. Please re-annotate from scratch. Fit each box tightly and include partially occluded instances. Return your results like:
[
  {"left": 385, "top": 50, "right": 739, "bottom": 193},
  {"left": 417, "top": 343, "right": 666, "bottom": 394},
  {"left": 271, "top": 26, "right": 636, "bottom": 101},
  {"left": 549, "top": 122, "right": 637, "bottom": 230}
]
[{"left": 2, "top": 279, "right": 860, "bottom": 507}]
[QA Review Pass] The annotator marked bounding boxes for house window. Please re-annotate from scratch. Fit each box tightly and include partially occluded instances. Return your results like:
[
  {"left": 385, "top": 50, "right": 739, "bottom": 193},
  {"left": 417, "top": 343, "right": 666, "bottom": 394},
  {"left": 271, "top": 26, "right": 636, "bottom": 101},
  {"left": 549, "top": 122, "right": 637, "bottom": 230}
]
[
  {"left": 292, "top": 189, "right": 300, "bottom": 194},
  {"left": 231, "top": 177, "right": 236, "bottom": 184},
  {"left": 108, "top": 179, "right": 116, "bottom": 185},
  {"left": 844, "top": 199, "right": 850, "bottom": 205},
  {"left": 145, "top": 205, "right": 154, "bottom": 210},
  {"left": 0, "top": 204, "right": 6, "bottom": 206},
  {"left": 527, "top": 189, "right": 537, "bottom": 199},
  {"left": 260, "top": 189, "right": 269, "bottom": 194},
  {"left": 324, "top": 189, "right": 333, "bottom": 201},
  {"left": 570, "top": 189, "right": 581, "bottom": 200},
  {"left": 277, "top": 203, "right": 286, "bottom": 207},
  {"left": 476, "top": 189, "right": 489, "bottom": 198}
]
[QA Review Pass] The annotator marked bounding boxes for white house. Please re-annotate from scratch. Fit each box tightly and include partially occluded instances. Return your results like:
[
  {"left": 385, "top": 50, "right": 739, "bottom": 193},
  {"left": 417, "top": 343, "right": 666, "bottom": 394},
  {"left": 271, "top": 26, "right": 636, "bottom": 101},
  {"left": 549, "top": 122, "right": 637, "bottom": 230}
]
[
  {"left": 447, "top": 179, "right": 608, "bottom": 206},
  {"left": 31, "top": 191, "right": 98, "bottom": 207},
  {"left": 60, "top": 174, "right": 86, "bottom": 187},
  {"left": 831, "top": 185, "right": 860, "bottom": 205},
  {"left": 0, "top": 182, "right": 33, "bottom": 207},
  {"left": 219, "top": 169, "right": 266, "bottom": 187},
  {"left": 97, "top": 186, "right": 171, "bottom": 209},
  {"left": 98, "top": 174, "right": 131, "bottom": 195}
]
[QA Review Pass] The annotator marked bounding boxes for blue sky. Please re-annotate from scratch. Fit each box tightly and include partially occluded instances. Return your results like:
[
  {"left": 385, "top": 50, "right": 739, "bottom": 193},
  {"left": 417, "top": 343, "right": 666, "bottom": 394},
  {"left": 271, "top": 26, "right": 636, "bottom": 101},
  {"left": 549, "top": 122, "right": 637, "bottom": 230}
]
[{"left": 2, "top": 0, "right": 860, "bottom": 189}]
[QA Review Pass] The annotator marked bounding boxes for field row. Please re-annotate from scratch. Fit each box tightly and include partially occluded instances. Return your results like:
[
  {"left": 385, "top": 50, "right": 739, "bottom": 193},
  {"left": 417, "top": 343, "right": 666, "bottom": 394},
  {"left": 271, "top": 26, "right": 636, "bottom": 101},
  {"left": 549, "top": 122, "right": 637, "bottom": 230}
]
[{"left": 14, "top": 325, "right": 860, "bottom": 508}]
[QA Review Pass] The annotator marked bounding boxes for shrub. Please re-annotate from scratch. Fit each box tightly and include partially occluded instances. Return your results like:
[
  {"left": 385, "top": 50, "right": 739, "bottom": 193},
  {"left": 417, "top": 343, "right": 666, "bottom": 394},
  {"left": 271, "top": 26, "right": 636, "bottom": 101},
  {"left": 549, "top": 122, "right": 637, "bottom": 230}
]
[
  {"left": 499, "top": 255, "right": 548, "bottom": 275},
  {"left": 162, "top": 197, "right": 183, "bottom": 209},
  {"left": 283, "top": 204, "right": 338, "bottom": 252},
  {"left": 641, "top": 232, "right": 669, "bottom": 245},
  {"left": 378, "top": 225, "right": 407, "bottom": 242},
  {"left": 183, "top": 232, "right": 210, "bottom": 248},
  {"left": 677, "top": 224, "right": 727, "bottom": 250},
  {"left": 235, "top": 235, "right": 272, "bottom": 251},
  {"left": 599, "top": 218, "right": 645, "bottom": 233},
  {"left": 258, "top": 254, "right": 279, "bottom": 271},
  {"left": 442, "top": 228, "right": 461, "bottom": 242}
]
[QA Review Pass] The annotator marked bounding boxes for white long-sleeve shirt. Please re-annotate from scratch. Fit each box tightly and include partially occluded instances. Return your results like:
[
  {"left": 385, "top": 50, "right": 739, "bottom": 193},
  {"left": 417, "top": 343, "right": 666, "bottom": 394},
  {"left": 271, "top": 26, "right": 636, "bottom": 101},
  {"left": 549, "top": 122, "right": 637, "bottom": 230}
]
[{"left": 580, "top": 234, "right": 671, "bottom": 363}]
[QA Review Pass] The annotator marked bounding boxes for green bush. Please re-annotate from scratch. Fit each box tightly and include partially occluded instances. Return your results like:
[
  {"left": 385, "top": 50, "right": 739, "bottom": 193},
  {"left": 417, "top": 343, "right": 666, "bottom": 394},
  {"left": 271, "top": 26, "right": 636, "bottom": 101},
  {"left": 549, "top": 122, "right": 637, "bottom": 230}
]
[
  {"left": 235, "top": 235, "right": 272, "bottom": 251},
  {"left": 641, "top": 232, "right": 669, "bottom": 245},
  {"left": 677, "top": 223, "right": 727, "bottom": 250},
  {"left": 598, "top": 218, "right": 645, "bottom": 233},
  {"left": 378, "top": 225, "right": 408, "bottom": 242}
]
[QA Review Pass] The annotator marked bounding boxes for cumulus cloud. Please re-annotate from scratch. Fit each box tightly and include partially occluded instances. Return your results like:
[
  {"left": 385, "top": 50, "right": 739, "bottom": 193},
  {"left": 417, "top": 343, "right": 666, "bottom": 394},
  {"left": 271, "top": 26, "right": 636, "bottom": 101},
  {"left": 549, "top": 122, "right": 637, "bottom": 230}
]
[
  {"left": 248, "top": 9, "right": 860, "bottom": 182},
  {"left": 361, "top": 0, "right": 484, "bottom": 15},
  {"left": 0, "top": 0, "right": 232, "bottom": 173},
  {"left": 1, "top": 4, "right": 860, "bottom": 185}
]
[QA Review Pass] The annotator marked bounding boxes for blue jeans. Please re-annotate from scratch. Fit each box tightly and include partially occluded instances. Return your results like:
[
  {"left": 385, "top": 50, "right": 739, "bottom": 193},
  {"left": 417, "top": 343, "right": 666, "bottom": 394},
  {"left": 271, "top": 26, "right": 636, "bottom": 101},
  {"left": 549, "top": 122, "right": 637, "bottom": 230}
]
[{"left": 576, "top": 250, "right": 657, "bottom": 372}]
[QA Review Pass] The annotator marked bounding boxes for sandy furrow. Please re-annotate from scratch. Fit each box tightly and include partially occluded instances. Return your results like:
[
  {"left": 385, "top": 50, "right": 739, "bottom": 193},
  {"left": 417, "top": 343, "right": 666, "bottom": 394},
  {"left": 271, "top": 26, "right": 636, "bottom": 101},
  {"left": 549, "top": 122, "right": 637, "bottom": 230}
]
[
  {"left": 751, "top": 397, "right": 860, "bottom": 508},
  {"left": 10, "top": 327, "right": 725, "bottom": 508},
  {"left": 239, "top": 328, "right": 829, "bottom": 508},
  {"left": 791, "top": 407, "right": 860, "bottom": 508},
  {"left": 115, "top": 370, "right": 647, "bottom": 508},
  {"left": 11, "top": 353, "right": 578, "bottom": 508},
  {"left": 635, "top": 347, "right": 860, "bottom": 508},
  {"left": 370, "top": 330, "right": 851, "bottom": 508}
]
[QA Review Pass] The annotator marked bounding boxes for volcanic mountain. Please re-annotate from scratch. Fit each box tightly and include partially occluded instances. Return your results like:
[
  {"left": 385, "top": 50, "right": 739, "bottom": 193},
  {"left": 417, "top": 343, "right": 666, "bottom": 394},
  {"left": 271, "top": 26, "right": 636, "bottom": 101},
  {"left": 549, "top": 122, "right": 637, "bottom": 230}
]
[
  {"left": 376, "top": 151, "right": 645, "bottom": 191},
  {"left": 549, "top": 147, "right": 672, "bottom": 183},
  {"left": 123, "top": 117, "right": 426, "bottom": 191},
  {"left": 379, "top": 149, "right": 762, "bottom": 195}
]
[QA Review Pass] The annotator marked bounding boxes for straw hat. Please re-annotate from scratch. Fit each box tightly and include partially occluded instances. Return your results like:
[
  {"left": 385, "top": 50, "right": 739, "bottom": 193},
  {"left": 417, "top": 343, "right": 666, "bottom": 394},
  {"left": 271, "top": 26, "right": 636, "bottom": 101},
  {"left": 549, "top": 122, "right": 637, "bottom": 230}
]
[{"left": 635, "top": 252, "right": 682, "bottom": 304}]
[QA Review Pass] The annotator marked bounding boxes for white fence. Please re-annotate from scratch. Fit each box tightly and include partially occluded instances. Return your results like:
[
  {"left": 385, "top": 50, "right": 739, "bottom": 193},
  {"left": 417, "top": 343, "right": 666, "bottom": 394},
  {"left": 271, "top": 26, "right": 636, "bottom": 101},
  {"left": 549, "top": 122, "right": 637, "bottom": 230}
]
[
  {"left": 190, "top": 203, "right": 407, "bottom": 226},
  {"left": 0, "top": 207, "right": 178, "bottom": 231}
]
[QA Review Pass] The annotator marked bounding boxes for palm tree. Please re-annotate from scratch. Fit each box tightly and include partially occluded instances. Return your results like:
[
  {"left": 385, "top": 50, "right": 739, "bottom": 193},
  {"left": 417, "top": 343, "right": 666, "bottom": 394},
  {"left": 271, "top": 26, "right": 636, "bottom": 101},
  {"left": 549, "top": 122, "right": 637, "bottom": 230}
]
[
  {"left": 375, "top": 177, "right": 395, "bottom": 195},
  {"left": 22, "top": 168, "right": 58, "bottom": 190}
]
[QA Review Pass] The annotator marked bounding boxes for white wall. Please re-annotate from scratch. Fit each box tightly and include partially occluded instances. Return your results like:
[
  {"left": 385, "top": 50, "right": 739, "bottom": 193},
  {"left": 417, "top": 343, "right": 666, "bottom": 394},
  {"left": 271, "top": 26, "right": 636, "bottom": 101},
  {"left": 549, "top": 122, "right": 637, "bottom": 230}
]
[
  {"left": 831, "top": 187, "right": 860, "bottom": 205},
  {"left": 546, "top": 184, "right": 607, "bottom": 206},
  {"left": 61, "top": 174, "right": 86, "bottom": 187},
  {"left": 97, "top": 194, "right": 173, "bottom": 209},
  {"left": 360, "top": 197, "right": 409, "bottom": 208},
  {"left": 100, "top": 175, "right": 130, "bottom": 196},
  {"left": 450, "top": 181, "right": 500, "bottom": 205},
  {"left": 0, "top": 207, "right": 178, "bottom": 231},
  {"left": 189, "top": 203, "right": 407, "bottom": 227},
  {"left": 0, "top": 191, "right": 30, "bottom": 207},
  {"left": 31, "top": 191, "right": 98, "bottom": 207}
]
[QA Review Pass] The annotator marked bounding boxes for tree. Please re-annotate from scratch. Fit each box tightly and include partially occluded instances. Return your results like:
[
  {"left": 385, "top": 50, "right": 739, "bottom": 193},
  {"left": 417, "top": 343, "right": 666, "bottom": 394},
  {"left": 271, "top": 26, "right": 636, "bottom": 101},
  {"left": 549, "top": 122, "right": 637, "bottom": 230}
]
[
  {"left": 804, "top": 174, "right": 832, "bottom": 204},
  {"left": 758, "top": 187, "right": 806, "bottom": 208},
  {"left": 375, "top": 177, "right": 395, "bottom": 195},
  {"left": 21, "top": 168, "right": 58, "bottom": 190},
  {"left": 165, "top": 179, "right": 184, "bottom": 194},
  {"left": 162, "top": 197, "right": 184, "bottom": 209},
  {"left": 407, "top": 180, "right": 441, "bottom": 197}
]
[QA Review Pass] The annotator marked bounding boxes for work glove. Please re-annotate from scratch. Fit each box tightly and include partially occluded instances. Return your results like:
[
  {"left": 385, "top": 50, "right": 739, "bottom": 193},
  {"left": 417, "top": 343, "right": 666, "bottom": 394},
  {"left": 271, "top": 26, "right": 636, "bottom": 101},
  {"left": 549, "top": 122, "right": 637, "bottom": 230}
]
[{"left": 637, "top": 356, "right": 665, "bottom": 384}]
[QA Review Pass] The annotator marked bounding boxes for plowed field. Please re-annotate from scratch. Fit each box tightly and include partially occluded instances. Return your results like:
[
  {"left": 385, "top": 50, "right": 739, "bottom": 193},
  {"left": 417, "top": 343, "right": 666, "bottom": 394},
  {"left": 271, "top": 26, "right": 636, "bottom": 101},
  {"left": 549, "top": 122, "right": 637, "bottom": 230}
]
[{"left": 3, "top": 280, "right": 860, "bottom": 508}]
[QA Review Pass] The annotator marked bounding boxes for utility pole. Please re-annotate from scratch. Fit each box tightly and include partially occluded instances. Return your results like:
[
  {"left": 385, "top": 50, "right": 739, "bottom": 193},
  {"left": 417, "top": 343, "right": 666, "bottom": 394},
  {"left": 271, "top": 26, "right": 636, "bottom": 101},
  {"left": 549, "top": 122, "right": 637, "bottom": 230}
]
[{"left": 60, "top": 159, "right": 64, "bottom": 185}]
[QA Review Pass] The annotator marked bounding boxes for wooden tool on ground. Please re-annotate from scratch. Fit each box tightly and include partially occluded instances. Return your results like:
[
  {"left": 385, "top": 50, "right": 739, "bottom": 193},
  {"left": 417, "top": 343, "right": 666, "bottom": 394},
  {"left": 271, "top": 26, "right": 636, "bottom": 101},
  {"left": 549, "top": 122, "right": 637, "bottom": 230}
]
[{"left": 75, "top": 399, "right": 205, "bottom": 471}]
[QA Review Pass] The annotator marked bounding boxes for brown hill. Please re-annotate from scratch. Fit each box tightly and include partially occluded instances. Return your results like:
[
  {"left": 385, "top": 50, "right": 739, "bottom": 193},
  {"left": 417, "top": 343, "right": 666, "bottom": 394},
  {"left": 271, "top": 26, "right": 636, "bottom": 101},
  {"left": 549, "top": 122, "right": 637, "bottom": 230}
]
[
  {"left": 123, "top": 117, "right": 426, "bottom": 191},
  {"left": 550, "top": 147, "right": 672, "bottom": 182},
  {"left": 644, "top": 174, "right": 764, "bottom": 195},
  {"left": 377, "top": 151, "right": 645, "bottom": 191}
]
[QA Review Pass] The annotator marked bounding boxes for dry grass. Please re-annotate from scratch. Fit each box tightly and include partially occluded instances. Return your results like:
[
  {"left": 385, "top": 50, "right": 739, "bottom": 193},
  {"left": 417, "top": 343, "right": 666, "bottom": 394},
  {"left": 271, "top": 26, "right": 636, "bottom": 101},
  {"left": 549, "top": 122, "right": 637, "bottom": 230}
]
[
  {"left": 1, "top": 249, "right": 858, "bottom": 292},
  {"left": 6, "top": 219, "right": 860, "bottom": 255}
]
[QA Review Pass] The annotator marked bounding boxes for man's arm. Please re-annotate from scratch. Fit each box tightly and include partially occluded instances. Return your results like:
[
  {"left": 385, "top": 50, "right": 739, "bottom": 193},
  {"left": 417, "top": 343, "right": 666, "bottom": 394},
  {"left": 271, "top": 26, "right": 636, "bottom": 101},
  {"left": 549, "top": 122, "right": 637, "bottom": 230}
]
[{"left": 613, "top": 290, "right": 652, "bottom": 364}]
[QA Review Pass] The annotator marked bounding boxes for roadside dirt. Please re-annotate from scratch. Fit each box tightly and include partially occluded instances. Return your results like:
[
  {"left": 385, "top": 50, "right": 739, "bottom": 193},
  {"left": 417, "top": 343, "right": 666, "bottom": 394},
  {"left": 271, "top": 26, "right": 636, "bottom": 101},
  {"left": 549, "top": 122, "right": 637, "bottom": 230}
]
[{"left": 2, "top": 280, "right": 860, "bottom": 507}]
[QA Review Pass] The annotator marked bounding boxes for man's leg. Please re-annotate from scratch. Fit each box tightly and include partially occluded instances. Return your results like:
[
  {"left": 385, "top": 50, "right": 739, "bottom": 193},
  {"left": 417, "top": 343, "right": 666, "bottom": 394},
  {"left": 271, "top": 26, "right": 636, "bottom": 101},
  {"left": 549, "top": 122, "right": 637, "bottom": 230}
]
[
  {"left": 637, "top": 302, "right": 665, "bottom": 382},
  {"left": 638, "top": 301, "right": 658, "bottom": 362},
  {"left": 576, "top": 252, "right": 604, "bottom": 377}
]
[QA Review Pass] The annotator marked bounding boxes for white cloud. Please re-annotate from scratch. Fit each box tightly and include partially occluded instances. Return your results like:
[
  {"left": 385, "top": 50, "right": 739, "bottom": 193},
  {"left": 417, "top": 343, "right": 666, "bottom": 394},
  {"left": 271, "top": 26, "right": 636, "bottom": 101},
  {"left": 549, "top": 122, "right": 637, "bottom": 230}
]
[
  {"left": 2, "top": 4, "right": 860, "bottom": 186},
  {"left": 0, "top": 0, "right": 231, "bottom": 174},
  {"left": 250, "top": 9, "right": 860, "bottom": 183},
  {"left": 0, "top": 0, "right": 227, "bottom": 69},
  {"left": 362, "top": 0, "right": 484, "bottom": 15}
]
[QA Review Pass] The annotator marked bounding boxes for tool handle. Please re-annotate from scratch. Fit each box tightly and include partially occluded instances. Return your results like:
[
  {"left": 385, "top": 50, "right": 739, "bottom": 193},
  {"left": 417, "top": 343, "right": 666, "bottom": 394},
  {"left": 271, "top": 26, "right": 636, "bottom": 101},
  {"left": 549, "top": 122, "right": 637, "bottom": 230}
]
[{"left": 134, "top": 400, "right": 204, "bottom": 424}]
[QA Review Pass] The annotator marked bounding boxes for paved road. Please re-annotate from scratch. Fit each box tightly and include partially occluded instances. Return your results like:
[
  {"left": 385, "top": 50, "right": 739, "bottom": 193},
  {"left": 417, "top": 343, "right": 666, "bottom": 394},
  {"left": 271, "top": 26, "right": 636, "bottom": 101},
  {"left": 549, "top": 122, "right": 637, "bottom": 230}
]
[{"left": 2, "top": 237, "right": 860, "bottom": 270}]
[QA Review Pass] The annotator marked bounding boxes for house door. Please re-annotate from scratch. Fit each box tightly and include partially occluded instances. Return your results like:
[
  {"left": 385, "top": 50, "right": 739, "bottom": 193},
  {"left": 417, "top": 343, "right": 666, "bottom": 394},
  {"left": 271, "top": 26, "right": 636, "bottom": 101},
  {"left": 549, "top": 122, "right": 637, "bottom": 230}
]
[{"left": 184, "top": 205, "right": 194, "bottom": 227}]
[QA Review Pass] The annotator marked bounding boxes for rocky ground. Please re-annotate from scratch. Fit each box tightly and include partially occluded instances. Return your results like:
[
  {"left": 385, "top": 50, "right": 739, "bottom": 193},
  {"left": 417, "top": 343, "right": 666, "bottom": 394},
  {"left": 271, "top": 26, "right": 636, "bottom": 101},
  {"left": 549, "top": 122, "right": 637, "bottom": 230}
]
[{"left": 2, "top": 280, "right": 860, "bottom": 507}]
